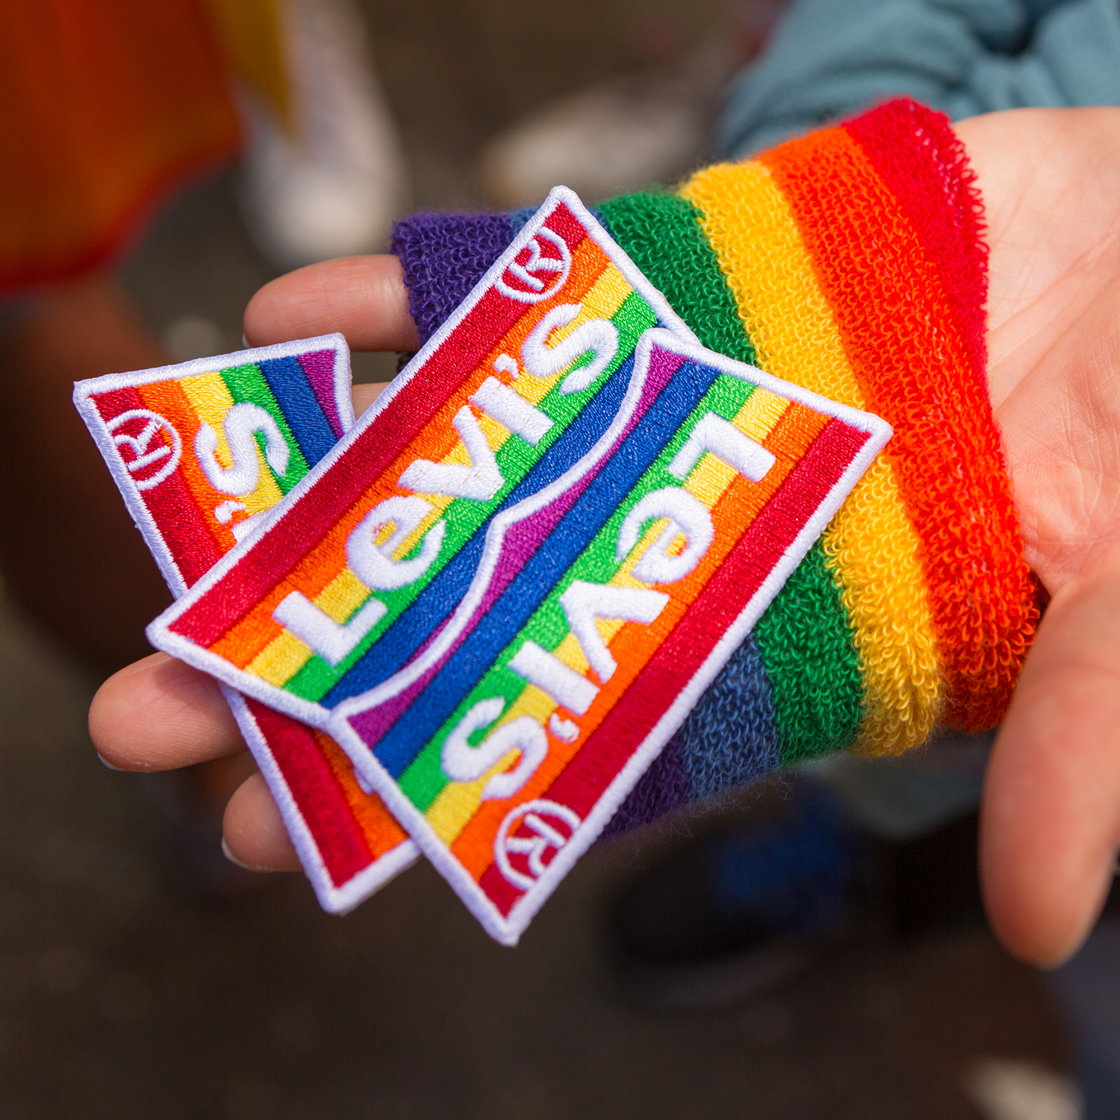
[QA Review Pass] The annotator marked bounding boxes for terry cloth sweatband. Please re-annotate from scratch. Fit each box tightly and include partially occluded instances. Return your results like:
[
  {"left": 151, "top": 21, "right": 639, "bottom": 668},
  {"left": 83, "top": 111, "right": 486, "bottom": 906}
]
[{"left": 391, "top": 98, "right": 1038, "bottom": 832}]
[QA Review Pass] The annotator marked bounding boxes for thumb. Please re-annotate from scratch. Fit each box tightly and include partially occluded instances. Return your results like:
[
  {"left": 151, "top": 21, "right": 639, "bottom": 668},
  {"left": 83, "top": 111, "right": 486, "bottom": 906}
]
[{"left": 981, "top": 565, "right": 1120, "bottom": 966}]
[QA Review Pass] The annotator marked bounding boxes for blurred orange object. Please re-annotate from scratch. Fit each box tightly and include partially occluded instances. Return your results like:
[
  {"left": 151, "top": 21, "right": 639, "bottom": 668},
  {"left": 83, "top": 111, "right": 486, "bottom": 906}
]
[{"left": 0, "top": 0, "right": 244, "bottom": 294}]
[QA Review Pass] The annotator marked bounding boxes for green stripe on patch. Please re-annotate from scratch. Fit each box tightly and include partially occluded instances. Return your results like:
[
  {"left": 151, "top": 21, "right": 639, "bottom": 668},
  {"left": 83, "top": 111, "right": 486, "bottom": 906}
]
[
  {"left": 399, "top": 371, "right": 756, "bottom": 813},
  {"left": 600, "top": 192, "right": 865, "bottom": 766},
  {"left": 281, "top": 290, "right": 660, "bottom": 703},
  {"left": 219, "top": 364, "right": 311, "bottom": 493}
]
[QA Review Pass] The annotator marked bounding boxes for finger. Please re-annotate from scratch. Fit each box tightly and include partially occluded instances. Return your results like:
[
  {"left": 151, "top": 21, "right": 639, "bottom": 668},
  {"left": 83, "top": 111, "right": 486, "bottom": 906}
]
[
  {"left": 243, "top": 255, "right": 420, "bottom": 352},
  {"left": 981, "top": 567, "right": 1120, "bottom": 966},
  {"left": 90, "top": 652, "right": 245, "bottom": 771},
  {"left": 222, "top": 772, "right": 302, "bottom": 872},
  {"left": 352, "top": 381, "right": 390, "bottom": 417}
]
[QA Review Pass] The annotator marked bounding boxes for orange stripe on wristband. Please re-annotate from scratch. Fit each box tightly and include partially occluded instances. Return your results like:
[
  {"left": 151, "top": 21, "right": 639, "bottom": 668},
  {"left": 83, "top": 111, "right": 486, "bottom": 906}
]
[{"left": 760, "top": 126, "right": 1035, "bottom": 729}]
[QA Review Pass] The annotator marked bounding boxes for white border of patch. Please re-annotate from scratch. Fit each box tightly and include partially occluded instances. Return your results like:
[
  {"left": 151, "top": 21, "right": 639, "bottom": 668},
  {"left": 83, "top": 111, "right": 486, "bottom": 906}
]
[{"left": 323, "top": 331, "right": 892, "bottom": 944}]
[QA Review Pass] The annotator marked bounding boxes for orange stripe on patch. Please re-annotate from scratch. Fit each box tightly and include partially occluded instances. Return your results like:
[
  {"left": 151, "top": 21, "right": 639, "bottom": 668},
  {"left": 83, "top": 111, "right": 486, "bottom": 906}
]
[
  {"left": 135, "top": 379, "right": 230, "bottom": 553},
  {"left": 315, "top": 731, "right": 410, "bottom": 858},
  {"left": 210, "top": 243, "right": 618, "bottom": 668}
]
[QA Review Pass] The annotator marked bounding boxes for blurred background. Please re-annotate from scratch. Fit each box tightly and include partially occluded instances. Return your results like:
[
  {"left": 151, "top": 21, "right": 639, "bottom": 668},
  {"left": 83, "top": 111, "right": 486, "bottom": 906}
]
[{"left": 0, "top": 0, "right": 1088, "bottom": 1116}]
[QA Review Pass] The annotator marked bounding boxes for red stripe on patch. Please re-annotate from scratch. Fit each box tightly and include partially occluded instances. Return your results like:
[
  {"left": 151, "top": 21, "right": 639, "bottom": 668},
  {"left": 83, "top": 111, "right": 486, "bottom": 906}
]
[
  {"left": 245, "top": 699, "right": 374, "bottom": 888},
  {"left": 546, "top": 419, "right": 869, "bottom": 819},
  {"left": 544, "top": 203, "right": 590, "bottom": 251},
  {"left": 169, "top": 286, "right": 527, "bottom": 647},
  {"left": 92, "top": 387, "right": 223, "bottom": 585}
]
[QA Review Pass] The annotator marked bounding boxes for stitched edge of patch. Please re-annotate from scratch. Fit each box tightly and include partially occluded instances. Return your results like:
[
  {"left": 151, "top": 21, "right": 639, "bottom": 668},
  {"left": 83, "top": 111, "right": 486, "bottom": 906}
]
[
  {"left": 73, "top": 334, "right": 356, "bottom": 595},
  {"left": 147, "top": 316, "right": 890, "bottom": 941},
  {"left": 227, "top": 685, "right": 419, "bottom": 912},
  {"left": 144, "top": 187, "right": 700, "bottom": 730}
]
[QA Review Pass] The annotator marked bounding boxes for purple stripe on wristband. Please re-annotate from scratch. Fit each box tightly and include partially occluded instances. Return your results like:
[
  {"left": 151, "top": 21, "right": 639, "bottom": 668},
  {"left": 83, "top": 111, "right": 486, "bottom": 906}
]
[
  {"left": 600, "top": 737, "right": 692, "bottom": 840},
  {"left": 391, "top": 212, "right": 515, "bottom": 343}
]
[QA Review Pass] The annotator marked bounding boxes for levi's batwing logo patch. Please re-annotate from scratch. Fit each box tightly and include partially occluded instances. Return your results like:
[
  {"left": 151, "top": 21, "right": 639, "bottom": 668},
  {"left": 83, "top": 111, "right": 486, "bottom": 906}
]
[
  {"left": 146, "top": 189, "right": 891, "bottom": 944},
  {"left": 74, "top": 334, "right": 357, "bottom": 593},
  {"left": 73, "top": 335, "right": 419, "bottom": 916}
]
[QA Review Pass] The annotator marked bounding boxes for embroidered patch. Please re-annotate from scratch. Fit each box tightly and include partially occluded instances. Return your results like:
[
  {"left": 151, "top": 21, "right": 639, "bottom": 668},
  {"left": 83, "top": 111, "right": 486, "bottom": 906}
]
[
  {"left": 73, "top": 335, "right": 419, "bottom": 914},
  {"left": 145, "top": 189, "right": 889, "bottom": 942}
]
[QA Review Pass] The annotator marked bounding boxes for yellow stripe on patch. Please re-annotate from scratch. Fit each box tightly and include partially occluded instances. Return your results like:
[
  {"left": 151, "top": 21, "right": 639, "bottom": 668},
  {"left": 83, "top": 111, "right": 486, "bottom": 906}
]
[
  {"left": 399, "top": 272, "right": 634, "bottom": 558},
  {"left": 180, "top": 372, "right": 237, "bottom": 466},
  {"left": 561, "top": 267, "right": 633, "bottom": 336},
  {"left": 427, "top": 736, "right": 528, "bottom": 844},
  {"left": 246, "top": 628, "right": 311, "bottom": 688},
  {"left": 497, "top": 266, "right": 631, "bottom": 409},
  {"left": 685, "top": 391, "right": 790, "bottom": 507},
  {"left": 735, "top": 387, "right": 788, "bottom": 443},
  {"left": 247, "top": 568, "right": 379, "bottom": 687},
  {"left": 681, "top": 161, "right": 941, "bottom": 752},
  {"left": 428, "top": 516, "right": 672, "bottom": 846},
  {"left": 179, "top": 371, "right": 284, "bottom": 517},
  {"left": 414, "top": 373, "right": 806, "bottom": 843}
]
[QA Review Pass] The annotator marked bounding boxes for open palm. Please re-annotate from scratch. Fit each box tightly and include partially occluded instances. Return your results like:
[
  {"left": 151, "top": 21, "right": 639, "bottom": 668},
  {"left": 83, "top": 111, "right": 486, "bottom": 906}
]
[
  {"left": 957, "top": 108, "right": 1120, "bottom": 965},
  {"left": 91, "top": 107, "right": 1120, "bottom": 967}
]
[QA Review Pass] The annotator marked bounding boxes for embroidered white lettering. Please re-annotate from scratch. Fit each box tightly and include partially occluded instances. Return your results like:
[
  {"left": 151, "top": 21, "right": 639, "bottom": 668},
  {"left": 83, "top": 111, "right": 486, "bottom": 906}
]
[
  {"left": 213, "top": 500, "right": 247, "bottom": 524},
  {"left": 617, "top": 487, "right": 715, "bottom": 585},
  {"left": 273, "top": 591, "right": 387, "bottom": 667},
  {"left": 195, "top": 402, "right": 290, "bottom": 496},
  {"left": 668, "top": 412, "right": 776, "bottom": 483},
  {"left": 470, "top": 376, "right": 554, "bottom": 446},
  {"left": 441, "top": 698, "right": 548, "bottom": 801},
  {"left": 493, "top": 353, "right": 520, "bottom": 379},
  {"left": 559, "top": 580, "right": 669, "bottom": 682},
  {"left": 397, "top": 406, "right": 504, "bottom": 500},
  {"left": 230, "top": 511, "right": 267, "bottom": 543},
  {"left": 521, "top": 304, "right": 619, "bottom": 395},
  {"left": 494, "top": 800, "right": 582, "bottom": 890},
  {"left": 548, "top": 714, "right": 579, "bottom": 743},
  {"left": 346, "top": 495, "right": 445, "bottom": 591}
]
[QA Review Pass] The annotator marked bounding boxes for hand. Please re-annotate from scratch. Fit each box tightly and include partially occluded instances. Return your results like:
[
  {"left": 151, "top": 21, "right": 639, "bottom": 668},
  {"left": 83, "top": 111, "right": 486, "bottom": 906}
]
[
  {"left": 92, "top": 111, "right": 1120, "bottom": 969},
  {"left": 959, "top": 108, "right": 1120, "bottom": 966}
]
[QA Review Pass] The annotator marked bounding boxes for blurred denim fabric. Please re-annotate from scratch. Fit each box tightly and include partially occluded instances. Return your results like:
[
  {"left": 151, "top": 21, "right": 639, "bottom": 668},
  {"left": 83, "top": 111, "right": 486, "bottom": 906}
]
[{"left": 718, "top": 0, "right": 1120, "bottom": 158}]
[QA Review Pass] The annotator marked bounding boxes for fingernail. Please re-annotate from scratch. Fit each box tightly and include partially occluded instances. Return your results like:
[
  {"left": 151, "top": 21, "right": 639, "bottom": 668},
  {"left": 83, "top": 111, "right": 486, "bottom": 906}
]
[
  {"left": 96, "top": 752, "right": 126, "bottom": 772},
  {"left": 221, "top": 838, "right": 271, "bottom": 873}
]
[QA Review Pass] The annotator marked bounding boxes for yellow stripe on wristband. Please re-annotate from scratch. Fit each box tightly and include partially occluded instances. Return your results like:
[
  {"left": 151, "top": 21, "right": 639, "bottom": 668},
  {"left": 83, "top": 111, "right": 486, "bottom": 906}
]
[{"left": 680, "top": 160, "right": 942, "bottom": 752}]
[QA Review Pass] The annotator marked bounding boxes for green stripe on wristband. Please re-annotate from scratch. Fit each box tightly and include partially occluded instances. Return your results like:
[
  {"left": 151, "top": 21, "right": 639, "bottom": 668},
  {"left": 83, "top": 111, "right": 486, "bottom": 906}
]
[{"left": 596, "top": 193, "right": 757, "bottom": 367}]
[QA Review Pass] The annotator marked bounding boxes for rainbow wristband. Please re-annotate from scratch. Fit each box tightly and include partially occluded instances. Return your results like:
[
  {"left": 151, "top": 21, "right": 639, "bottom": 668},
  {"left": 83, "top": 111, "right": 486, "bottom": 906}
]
[{"left": 392, "top": 99, "right": 1037, "bottom": 832}]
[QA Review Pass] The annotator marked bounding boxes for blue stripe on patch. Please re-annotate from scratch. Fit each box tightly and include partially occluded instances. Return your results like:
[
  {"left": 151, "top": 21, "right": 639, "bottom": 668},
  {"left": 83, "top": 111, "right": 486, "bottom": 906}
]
[
  {"left": 370, "top": 358, "right": 719, "bottom": 778},
  {"left": 258, "top": 356, "right": 338, "bottom": 465}
]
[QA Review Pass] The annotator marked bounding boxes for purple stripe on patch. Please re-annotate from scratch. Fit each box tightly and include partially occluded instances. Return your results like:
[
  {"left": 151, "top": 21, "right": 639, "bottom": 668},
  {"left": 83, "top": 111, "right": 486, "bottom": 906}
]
[
  {"left": 392, "top": 213, "right": 515, "bottom": 343},
  {"left": 297, "top": 349, "right": 344, "bottom": 438},
  {"left": 344, "top": 345, "right": 687, "bottom": 751}
]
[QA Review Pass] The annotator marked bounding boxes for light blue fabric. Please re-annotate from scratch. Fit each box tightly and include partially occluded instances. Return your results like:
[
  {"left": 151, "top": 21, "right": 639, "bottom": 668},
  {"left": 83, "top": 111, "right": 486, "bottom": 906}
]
[{"left": 718, "top": 0, "right": 1120, "bottom": 158}]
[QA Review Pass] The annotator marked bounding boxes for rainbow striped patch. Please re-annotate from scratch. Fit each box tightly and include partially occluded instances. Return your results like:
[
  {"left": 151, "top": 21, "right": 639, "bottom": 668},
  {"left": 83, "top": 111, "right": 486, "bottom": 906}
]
[
  {"left": 147, "top": 191, "right": 890, "bottom": 943},
  {"left": 74, "top": 335, "right": 419, "bottom": 914}
]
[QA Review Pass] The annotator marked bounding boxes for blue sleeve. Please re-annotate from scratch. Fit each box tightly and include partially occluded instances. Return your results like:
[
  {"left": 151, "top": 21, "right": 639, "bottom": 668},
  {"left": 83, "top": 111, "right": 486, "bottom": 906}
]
[{"left": 717, "top": 0, "right": 1120, "bottom": 159}]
